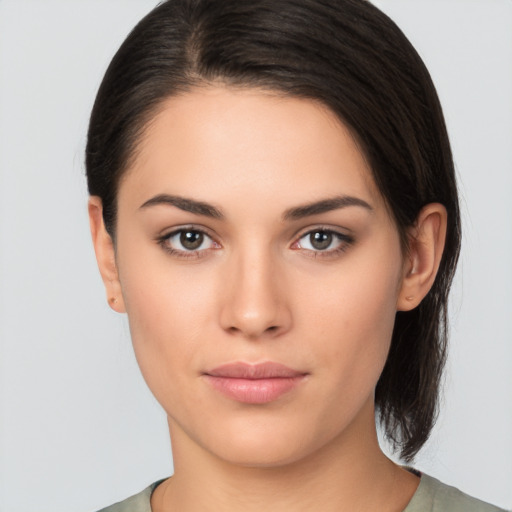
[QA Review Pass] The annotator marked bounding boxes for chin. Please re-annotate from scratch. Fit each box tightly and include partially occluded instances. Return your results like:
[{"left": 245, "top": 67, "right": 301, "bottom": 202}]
[
  {"left": 213, "top": 440, "right": 311, "bottom": 469},
  {"left": 193, "top": 415, "right": 331, "bottom": 469}
]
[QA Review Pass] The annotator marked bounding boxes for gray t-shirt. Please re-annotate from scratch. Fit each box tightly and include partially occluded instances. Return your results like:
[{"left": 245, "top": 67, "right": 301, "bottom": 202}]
[{"left": 97, "top": 473, "right": 507, "bottom": 512}]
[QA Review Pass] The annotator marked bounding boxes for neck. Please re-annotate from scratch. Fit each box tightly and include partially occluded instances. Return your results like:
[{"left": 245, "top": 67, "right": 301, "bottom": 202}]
[{"left": 152, "top": 400, "right": 419, "bottom": 512}]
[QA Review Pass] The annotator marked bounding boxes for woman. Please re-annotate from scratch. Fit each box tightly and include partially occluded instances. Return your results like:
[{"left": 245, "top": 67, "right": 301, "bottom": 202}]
[{"left": 85, "top": 0, "right": 505, "bottom": 510}]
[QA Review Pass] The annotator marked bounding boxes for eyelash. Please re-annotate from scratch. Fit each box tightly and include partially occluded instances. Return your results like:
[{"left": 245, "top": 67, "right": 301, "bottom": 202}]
[
  {"left": 156, "top": 226, "right": 354, "bottom": 260},
  {"left": 157, "top": 226, "right": 219, "bottom": 260},
  {"left": 292, "top": 228, "right": 354, "bottom": 258}
]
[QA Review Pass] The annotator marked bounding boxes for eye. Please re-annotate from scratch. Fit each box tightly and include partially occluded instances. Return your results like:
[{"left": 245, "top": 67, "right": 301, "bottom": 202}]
[
  {"left": 159, "top": 228, "right": 219, "bottom": 256},
  {"left": 293, "top": 229, "right": 353, "bottom": 254}
]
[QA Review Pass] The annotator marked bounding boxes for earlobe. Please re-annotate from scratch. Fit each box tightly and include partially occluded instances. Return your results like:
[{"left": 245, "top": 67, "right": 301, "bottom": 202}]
[
  {"left": 88, "top": 197, "right": 126, "bottom": 313},
  {"left": 397, "top": 203, "right": 447, "bottom": 311}
]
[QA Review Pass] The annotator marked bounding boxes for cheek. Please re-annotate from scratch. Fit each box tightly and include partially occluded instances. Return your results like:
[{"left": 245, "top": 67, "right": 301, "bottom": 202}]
[
  {"left": 115, "top": 243, "right": 219, "bottom": 395},
  {"left": 295, "top": 240, "right": 403, "bottom": 380}
]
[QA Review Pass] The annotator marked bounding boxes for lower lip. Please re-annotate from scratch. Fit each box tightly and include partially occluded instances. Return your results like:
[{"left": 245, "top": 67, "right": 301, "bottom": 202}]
[{"left": 204, "top": 376, "right": 305, "bottom": 404}]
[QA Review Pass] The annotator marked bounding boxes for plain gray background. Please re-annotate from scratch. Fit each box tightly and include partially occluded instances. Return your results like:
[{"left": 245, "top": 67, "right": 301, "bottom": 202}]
[{"left": 1, "top": 1, "right": 511, "bottom": 511}]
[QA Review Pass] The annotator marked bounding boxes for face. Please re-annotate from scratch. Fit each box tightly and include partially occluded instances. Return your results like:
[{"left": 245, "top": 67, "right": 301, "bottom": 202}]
[{"left": 110, "top": 87, "right": 407, "bottom": 467}]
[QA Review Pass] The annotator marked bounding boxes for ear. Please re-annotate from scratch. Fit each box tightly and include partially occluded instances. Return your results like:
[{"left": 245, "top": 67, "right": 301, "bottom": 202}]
[
  {"left": 397, "top": 203, "right": 448, "bottom": 311},
  {"left": 88, "top": 196, "right": 126, "bottom": 313}
]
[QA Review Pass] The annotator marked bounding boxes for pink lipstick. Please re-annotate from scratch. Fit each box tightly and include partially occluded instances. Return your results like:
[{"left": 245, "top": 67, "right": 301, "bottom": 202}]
[{"left": 203, "top": 362, "right": 307, "bottom": 404}]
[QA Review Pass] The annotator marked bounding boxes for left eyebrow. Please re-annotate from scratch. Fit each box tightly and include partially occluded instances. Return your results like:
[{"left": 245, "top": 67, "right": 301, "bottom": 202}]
[
  {"left": 283, "top": 195, "right": 373, "bottom": 220},
  {"left": 139, "top": 194, "right": 224, "bottom": 219}
]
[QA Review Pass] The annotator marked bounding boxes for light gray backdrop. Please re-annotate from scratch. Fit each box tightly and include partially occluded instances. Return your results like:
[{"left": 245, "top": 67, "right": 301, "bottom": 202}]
[{"left": 0, "top": 1, "right": 511, "bottom": 511}]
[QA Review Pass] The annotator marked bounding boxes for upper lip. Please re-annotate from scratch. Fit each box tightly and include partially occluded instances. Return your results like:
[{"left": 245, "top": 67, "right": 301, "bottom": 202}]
[{"left": 205, "top": 362, "right": 306, "bottom": 379}]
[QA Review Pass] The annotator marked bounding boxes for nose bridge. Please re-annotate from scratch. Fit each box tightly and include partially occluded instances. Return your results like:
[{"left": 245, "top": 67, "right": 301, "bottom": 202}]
[{"left": 220, "top": 239, "right": 290, "bottom": 338}]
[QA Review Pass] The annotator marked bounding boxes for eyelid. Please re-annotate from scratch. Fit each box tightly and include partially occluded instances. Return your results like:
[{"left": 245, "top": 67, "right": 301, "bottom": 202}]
[
  {"left": 291, "top": 224, "right": 354, "bottom": 242},
  {"left": 156, "top": 223, "right": 217, "bottom": 239},
  {"left": 156, "top": 224, "right": 221, "bottom": 258},
  {"left": 290, "top": 226, "right": 355, "bottom": 255}
]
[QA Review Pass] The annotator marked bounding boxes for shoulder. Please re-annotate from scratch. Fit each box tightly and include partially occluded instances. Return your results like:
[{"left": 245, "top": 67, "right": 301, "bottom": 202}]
[
  {"left": 95, "top": 480, "right": 164, "bottom": 512},
  {"left": 405, "top": 473, "right": 507, "bottom": 512}
]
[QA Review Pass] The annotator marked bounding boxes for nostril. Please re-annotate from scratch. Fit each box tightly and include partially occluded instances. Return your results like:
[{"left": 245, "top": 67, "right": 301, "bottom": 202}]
[{"left": 226, "top": 324, "right": 280, "bottom": 337}]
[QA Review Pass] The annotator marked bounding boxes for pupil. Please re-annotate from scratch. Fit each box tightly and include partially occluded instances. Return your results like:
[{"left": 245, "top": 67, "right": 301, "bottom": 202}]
[
  {"left": 180, "top": 231, "right": 203, "bottom": 250},
  {"left": 311, "top": 231, "right": 332, "bottom": 250}
]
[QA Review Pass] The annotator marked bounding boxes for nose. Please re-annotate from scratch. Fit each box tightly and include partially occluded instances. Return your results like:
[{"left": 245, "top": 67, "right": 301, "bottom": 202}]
[{"left": 219, "top": 247, "right": 292, "bottom": 340}]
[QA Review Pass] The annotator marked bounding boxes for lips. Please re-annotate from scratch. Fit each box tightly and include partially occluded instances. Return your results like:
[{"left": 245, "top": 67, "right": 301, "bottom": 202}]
[{"left": 203, "top": 362, "right": 307, "bottom": 404}]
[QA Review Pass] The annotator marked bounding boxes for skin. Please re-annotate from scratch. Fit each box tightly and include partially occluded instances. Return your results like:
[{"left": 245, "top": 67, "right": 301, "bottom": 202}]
[{"left": 89, "top": 86, "right": 447, "bottom": 512}]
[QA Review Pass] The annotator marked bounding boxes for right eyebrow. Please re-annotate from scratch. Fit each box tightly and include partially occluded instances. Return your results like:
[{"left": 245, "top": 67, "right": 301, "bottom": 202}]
[
  {"left": 283, "top": 195, "right": 373, "bottom": 220},
  {"left": 139, "top": 194, "right": 224, "bottom": 219}
]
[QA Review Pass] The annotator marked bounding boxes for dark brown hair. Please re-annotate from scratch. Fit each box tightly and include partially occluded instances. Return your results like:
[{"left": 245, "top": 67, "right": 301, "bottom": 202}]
[{"left": 86, "top": 0, "right": 461, "bottom": 461}]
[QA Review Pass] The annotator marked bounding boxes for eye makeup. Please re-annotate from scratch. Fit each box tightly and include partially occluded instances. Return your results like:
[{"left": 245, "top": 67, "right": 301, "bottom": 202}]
[
  {"left": 291, "top": 226, "right": 355, "bottom": 259},
  {"left": 156, "top": 225, "right": 221, "bottom": 260},
  {"left": 155, "top": 223, "right": 355, "bottom": 262}
]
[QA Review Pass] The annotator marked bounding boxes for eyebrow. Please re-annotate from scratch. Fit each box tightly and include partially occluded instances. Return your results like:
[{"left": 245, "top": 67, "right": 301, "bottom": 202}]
[
  {"left": 139, "top": 194, "right": 224, "bottom": 219},
  {"left": 283, "top": 195, "right": 373, "bottom": 220},
  {"left": 139, "top": 193, "right": 373, "bottom": 221}
]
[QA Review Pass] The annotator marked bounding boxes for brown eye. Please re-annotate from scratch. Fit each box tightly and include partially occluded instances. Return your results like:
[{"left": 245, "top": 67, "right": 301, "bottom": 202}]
[
  {"left": 161, "top": 228, "right": 217, "bottom": 255},
  {"left": 294, "top": 229, "right": 353, "bottom": 255},
  {"left": 180, "top": 230, "right": 204, "bottom": 250},
  {"left": 309, "top": 231, "right": 333, "bottom": 250}
]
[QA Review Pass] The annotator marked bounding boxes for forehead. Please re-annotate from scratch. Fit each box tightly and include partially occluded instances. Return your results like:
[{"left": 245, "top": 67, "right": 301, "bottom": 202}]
[{"left": 119, "top": 86, "right": 384, "bottom": 212}]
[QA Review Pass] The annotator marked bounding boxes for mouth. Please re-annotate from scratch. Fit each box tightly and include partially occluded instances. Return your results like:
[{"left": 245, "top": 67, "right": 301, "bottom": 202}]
[{"left": 203, "top": 362, "right": 308, "bottom": 404}]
